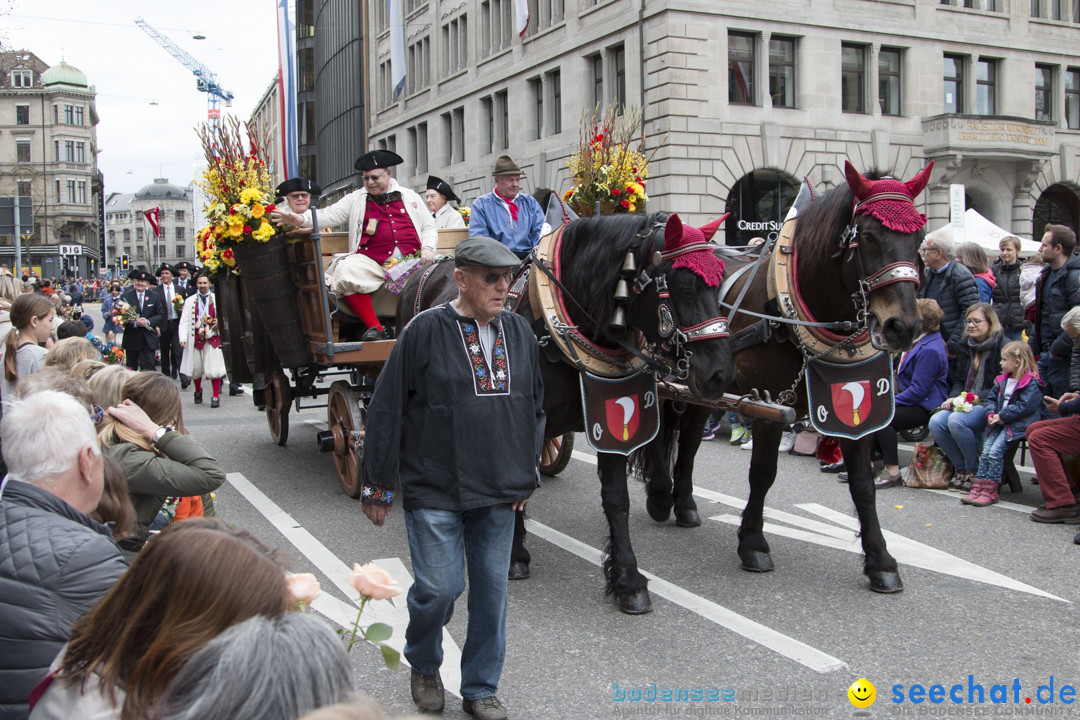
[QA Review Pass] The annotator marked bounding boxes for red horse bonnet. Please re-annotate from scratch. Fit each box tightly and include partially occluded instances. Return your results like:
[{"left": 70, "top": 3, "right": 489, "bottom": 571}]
[
  {"left": 844, "top": 160, "right": 934, "bottom": 235},
  {"left": 661, "top": 212, "right": 730, "bottom": 288}
]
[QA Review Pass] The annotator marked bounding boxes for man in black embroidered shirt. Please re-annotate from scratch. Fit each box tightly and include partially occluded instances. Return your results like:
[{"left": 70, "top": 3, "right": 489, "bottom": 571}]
[{"left": 360, "top": 236, "right": 545, "bottom": 720}]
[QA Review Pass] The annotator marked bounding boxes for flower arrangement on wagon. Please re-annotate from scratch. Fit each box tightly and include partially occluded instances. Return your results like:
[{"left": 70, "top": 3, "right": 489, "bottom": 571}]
[
  {"left": 563, "top": 104, "right": 657, "bottom": 217},
  {"left": 194, "top": 117, "right": 279, "bottom": 277},
  {"left": 457, "top": 206, "right": 471, "bottom": 226}
]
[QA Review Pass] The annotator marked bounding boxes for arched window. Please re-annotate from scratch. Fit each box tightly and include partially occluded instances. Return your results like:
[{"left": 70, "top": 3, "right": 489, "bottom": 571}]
[
  {"left": 1033, "top": 184, "right": 1080, "bottom": 241},
  {"left": 724, "top": 170, "right": 800, "bottom": 245}
]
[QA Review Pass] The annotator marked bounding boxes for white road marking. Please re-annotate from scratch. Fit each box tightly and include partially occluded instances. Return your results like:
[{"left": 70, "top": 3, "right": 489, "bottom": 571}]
[
  {"left": 225, "top": 472, "right": 465, "bottom": 695},
  {"left": 524, "top": 518, "right": 847, "bottom": 674},
  {"left": 920, "top": 488, "right": 1034, "bottom": 514}
]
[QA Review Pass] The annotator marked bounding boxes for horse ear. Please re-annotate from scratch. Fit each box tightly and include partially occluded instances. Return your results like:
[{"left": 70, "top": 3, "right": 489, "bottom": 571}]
[
  {"left": 904, "top": 160, "right": 935, "bottom": 199},
  {"left": 664, "top": 212, "right": 684, "bottom": 248},
  {"left": 698, "top": 213, "right": 730, "bottom": 242},
  {"left": 844, "top": 161, "right": 874, "bottom": 199}
]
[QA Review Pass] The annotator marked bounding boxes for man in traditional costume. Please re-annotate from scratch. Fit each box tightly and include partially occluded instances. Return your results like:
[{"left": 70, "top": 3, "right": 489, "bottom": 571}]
[
  {"left": 174, "top": 261, "right": 197, "bottom": 294},
  {"left": 153, "top": 263, "right": 184, "bottom": 380},
  {"left": 425, "top": 175, "right": 466, "bottom": 229},
  {"left": 276, "top": 176, "right": 322, "bottom": 216},
  {"left": 360, "top": 236, "right": 545, "bottom": 720},
  {"left": 270, "top": 150, "right": 437, "bottom": 341},
  {"left": 120, "top": 269, "right": 164, "bottom": 372},
  {"left": 178, "top": 273, "right": 227, "bottom": 408},
  {"left": 468, "top": 155, "right": 544, "bottom": 260}
]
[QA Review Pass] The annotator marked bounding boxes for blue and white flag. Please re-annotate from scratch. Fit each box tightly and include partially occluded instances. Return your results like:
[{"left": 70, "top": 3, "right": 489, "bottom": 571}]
[
  {"left": 276, "top": 0, "right": 298, "bottom": 179},
  {"left": 389, "top": 0, "right": 406, "bottom": 97}
]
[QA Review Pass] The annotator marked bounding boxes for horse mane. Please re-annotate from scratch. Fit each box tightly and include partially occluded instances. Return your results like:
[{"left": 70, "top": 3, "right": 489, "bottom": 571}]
[{"left": 557, "top": 211, "right": 668, "bottom": 339}]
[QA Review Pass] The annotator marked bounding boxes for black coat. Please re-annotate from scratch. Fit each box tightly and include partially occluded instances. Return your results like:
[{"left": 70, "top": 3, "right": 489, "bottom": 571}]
[
  {"left": 918, "top": 261, "right": 980, "bottom": 356},
  {"left": 991, "top": 260, "right": 1024, "bottom": 332},
  {"left": 948, "top": 332, "right": 1005, "bottom": 401},
  {"left": 119, "top": 286, "right": 165, "bottom": 351},
  {"left": 1028, "top": 253, "right": 1080, "bottom": 359}
]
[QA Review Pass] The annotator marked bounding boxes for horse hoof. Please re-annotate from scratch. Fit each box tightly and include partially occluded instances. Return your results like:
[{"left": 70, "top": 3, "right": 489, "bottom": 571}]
[
  {"left": 868, "top": 571, "right": 904, "bottom": 593},
  {"left": 508, "top": 561, "right": 531, "bottom": 580},
  {"left": 674, "top": 508, "right": 701, "bottom": 527},
  {"left": 739, "top": 550, "right": 775, "bottom": 573},
  {"left": 645, "top": 497, "right": 672, "bottom": 523},
  {"left": 616, "top": 589, "right": 652, "bottom": 615}
]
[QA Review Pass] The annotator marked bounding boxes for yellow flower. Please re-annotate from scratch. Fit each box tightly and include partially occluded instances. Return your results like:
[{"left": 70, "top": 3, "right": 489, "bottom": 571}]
[
  {"left": 228, "top": 224, "right": 243, "bottom": 238},
  {"left": 240, "top": 187, "right": 262, "bottom": 205},
  {"left": 251, "top": 203, "right": 265, "bottom": 219},
  {"left": 252, "top": 222, "right": 276, "bottom": 242}
]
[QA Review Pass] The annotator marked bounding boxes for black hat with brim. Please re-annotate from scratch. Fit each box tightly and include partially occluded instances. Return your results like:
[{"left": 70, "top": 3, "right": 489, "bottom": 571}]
[
  {"left": 426, "top": 175, "right": 459, "bottom": 203},
  {"left": 129, "top": 269, "right": 151, "bottom": 281},
  {"left": 276, "top": 177, "right": 323, "bottom": 198},
  {"left": 354, "top": 150, "right": 404, "bottom": 172},
  {"left": 174, "top": 261, "right": 197, "bottom": 273},
  {"left": 155, "top": 263, "right": 174, "bottom": 277},
  {"left": 454, "top": 236, "right": 522, "bottom": 269}
]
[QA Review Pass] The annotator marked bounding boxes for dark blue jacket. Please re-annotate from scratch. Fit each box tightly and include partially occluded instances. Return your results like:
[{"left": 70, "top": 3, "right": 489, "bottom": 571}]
[
  {"left": 949, "top": 332, "right": 1005, "bottom": 400},
  {"left": 895, "top": 332, "right": 949, "bottom": 412},
  {"left": 991, "top": 260, "right": 1024, "bottom": 332},
  {"left": 918, "top": 261, "right": 980, "bottom": 356},
  {"left": 983, "top": 371, "right": 1045, "bottom": 441},
  {"left": 1028, "top": 253, "right": 1080, "bottom": 358}
]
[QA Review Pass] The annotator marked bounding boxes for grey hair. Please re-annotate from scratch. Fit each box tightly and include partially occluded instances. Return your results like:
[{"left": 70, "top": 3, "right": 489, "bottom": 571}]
[
  {"left": 1, "top": 390, "right": 100, "bottom": 485},
  {"left": 923, "top": 228, "right": 956, "bottom": 259},
  {"left": 1061, "top": 306, "right": 1080, "bottom": 334},
  {"left": 155, "top": 613, "right": 355, "bottom": 720}
]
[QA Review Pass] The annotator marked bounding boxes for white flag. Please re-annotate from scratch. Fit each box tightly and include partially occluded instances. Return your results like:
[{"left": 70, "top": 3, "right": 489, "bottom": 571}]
[
  {"left": 389, "top": 0, "right": 406, "bottom": 97},
  {"left": 514, "top": 0, "right": 530, "bottom": 36}
]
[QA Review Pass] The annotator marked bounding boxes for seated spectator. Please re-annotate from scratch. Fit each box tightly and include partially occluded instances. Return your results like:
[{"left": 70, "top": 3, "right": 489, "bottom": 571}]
[
  {"left": 155, "top": 613, "right": 356, "bottom": 720},
  {"left": 961, "top": 341, "right": 1044, "bottom": 506},
  {"left": 2, "top": 293, "right": 55, "bottom": 404},
  {"left": 43, "top": 337, "right": 98, "bottom": 372},
  {"left": 1027, "top": 307, "right": 1080, "bottom": 534},
  {"left": 873, "top": 299, "right": 949, "bottom": 489},
  {"left": 0, "top": 391, "right": 127, "bottom": 719},
  {"left": 98, "top": 373, "right": 225, "bottom": 550},
  {"left": 29, "top": 518, "right": 291, "bottom": 720},
  {"left": 956, "top": 242, "right": 996, "bottom": 303},
  {"left": 991, "top": 236, "right": 1026, "bottom": 342},
  {"left": 929, "top": 302, "right": 1006, "bottom": 493}
]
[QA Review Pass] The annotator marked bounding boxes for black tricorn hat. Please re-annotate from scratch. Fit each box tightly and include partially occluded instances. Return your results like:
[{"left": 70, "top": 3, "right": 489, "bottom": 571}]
[
  {"left": 276, "top": 177, "right": 322, "bottom": 198},
  {"left": 155, "top": 263, "right": 175, "bottom": 277},
  {"left": 426, "top": 175, "right": 459, "bottom": 203},
  {"left": 174, "top": 261, "right": 197, "bottom": 273},
  {"left": 128, "top": 269, "right": 151, "bottom": 281},
  {"left": 354, "top": 150, "right": 404, "bottom": 172}
]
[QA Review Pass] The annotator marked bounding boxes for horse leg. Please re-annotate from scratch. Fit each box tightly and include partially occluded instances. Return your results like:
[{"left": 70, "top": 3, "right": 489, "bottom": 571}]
[
  {"left": 642, "top": 403, "right": 678, "bottom": 523},
  {"left": 737, "top": 419, "right": 785, "bottom": 573},
  {"left": 840, "top": 437, "right": 903, "bottom": 593},
  {"left": 598, "top": 453, "right": 651, "bottom": 614},
  {"left": 671, "top": 405, "right": 712, "bottom": 528},
  {"left": 508, "top": 508, "right": 530, "bottom": 580}
]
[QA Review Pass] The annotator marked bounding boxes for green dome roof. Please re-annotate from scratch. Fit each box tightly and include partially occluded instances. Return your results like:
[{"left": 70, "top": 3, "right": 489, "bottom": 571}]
[{"left": 40, "top": 62, "right": 88, "bottom": 88}]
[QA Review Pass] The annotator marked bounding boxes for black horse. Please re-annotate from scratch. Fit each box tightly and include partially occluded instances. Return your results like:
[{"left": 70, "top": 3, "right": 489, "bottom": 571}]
[
  {"left": 398, "top": 211, "right": 735, "bottom": 613},
  {"left": 641, "top": 161, "right": 933, "bottom": 593}
]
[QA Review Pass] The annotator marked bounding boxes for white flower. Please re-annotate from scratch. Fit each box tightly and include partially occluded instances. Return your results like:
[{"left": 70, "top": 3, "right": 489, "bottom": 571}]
[{"left": 469, "top": 343, "right": 481, "bottom": 354}]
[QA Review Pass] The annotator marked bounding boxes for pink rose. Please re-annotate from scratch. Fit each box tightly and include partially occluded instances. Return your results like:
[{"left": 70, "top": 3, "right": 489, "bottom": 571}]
[
  {"left": 286, "top": 572, "right": 322, "bottom": 607},
  {"left": 349, "top": 562, "right": 402, "bottom": 600}
]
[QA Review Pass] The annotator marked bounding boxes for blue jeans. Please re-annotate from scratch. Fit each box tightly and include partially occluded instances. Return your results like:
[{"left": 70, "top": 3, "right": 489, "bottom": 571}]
[
  {"left": 974, "top": 426, "right": 1010, "bottom": 483},
  {"left": 929, "top": 408, "right": 988, "bottom": 473},
  {"left": 404, "top": 504, "right": 515, "bottom": 700},
  {"left": 1038, "top": 353, "right": 1070, "bottom": 401}
]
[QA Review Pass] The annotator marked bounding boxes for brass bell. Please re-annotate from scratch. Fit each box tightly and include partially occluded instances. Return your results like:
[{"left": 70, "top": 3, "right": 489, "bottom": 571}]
[
  {"left": 609, "top": 306, "right": 628, "bottom": 332},
  {"left": 621, "top": 252, "right": 637, "bottom": 275},
  {"left": 613, "top": 279, "right": 630, "bottom": 302}
]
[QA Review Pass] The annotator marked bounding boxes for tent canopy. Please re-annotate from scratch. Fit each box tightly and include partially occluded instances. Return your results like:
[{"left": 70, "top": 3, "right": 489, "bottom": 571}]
[{"left": 930, "top": 209, "right": 1041, "bottom": 256}]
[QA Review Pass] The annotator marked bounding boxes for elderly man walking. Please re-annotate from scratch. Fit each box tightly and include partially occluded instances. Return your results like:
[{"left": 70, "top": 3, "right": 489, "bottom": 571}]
[
  {"left": 0, "top": 391, "right": 127, "bottom": 720},
  {"left": 360, "top": 236, "right": 545, "bottom": 720},
  {"left": 468, "top": 155, "right": 545, "bottom": 260},
  {"left": 917, "top": 229, "right": 979, "bottom": 369}
]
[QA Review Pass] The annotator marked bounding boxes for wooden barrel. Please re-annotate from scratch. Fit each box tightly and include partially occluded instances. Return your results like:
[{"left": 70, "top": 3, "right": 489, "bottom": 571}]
[
  {"left": 213, "top": 274, "right": 254, "bottom": 384},
  {"left": 232, "top": 234, "right": 309, "bottom": 368}
]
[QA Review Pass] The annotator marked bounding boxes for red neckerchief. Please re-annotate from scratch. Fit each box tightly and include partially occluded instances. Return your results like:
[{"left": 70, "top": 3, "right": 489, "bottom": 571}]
[{"left": 494, "top": 189, "right": 519, "bottom": 222}]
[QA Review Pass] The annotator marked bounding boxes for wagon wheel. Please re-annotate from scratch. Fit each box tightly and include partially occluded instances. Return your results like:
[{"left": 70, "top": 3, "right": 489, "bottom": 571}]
[
  {"left": 539, "top": 432, "right": 575, "bottom": 476},
  {"left": 264, "top": 368, "right": 292, "bottom": 446},
  {"left": 328, "top": 380, "right": 364, "bottom": 498}
]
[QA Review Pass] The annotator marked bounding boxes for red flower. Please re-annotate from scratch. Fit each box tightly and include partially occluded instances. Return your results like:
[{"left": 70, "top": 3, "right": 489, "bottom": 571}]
[
  {"left": 222, "top": 249, "right": 234, "bottom": 259},
  {"left": 632, "top": 167, "right": 638, "bottom": 172},
  {"left": 636, "top": 176, "right": 642, "bottom": 182},
  {"left": 243, "top": 225, "right": 253, "bottom": 233},
  {"left": 266, "top": 204, "right": 276, "bottom": 213},
  {"left": 612, "top": 188, "right": 621, "bottom": 195},
  {"left": 239, "top": 180, "right": 245, "bottom": 186},
  {"left": 965, "top": 392, "right": 975, "bottom": 403},
  {"left": 229, "top": 206, "right": 237, "bottom": 215},
  {"left": 595, "top": 133, "right": 604, "bottom": 142},
  {"left": 626, "top": 185, "right": 635, "bottom": 193},
  {"left": 620, "top": 200, "right": 630, "bottom": 209}
]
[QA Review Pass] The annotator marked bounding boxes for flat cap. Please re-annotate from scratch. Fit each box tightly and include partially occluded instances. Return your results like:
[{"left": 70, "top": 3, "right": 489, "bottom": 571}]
[
  {"left": 426, "top": 175, "right": 459, "bottom": 203},
  {"left": 454, "top": 236, "right": 521, "bottom": 268},
  {"left": 354, "top": 150, "right": 404, "bottom": 172},
  {"left": 276, "top": 177, "right": 322, "bottom": 198}
]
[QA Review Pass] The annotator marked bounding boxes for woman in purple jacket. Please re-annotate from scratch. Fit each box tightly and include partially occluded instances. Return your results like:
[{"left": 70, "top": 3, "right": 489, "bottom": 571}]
[{"left": 873, "top": 299, "right": 950, "bottom": 488}]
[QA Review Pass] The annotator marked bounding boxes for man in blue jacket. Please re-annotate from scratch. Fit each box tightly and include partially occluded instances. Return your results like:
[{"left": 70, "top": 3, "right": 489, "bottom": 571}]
[{"left": 468, "top": 155, "right": 545, "bottom": 260}]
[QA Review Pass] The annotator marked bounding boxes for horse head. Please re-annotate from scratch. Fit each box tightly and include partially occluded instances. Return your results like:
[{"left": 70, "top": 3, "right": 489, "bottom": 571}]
[
  {"left": 840, "top": 160, "right": 934, "bottom": 352},
  {"left": 628, "top": 213, "right": 735, "bottom": 400}
]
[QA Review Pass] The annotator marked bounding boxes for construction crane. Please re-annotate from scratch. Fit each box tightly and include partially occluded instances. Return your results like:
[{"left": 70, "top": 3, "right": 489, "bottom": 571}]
[{"left": 134, "top": 18, "right": 234, "bottom": 125}]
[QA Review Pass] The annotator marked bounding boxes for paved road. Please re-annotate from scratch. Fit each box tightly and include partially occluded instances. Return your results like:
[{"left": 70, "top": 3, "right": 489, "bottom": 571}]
[{"left": 169, "top": 375, "right": 1079, "bottom": 720}]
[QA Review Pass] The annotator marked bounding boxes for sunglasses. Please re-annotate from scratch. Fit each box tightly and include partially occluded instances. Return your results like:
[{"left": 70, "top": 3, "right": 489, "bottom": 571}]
[
  {"left": 469, "top": 270, "right": 514, "bottom": 285},
  {"left": 90, "top": 404, "right": 104, "bottom": 425}
]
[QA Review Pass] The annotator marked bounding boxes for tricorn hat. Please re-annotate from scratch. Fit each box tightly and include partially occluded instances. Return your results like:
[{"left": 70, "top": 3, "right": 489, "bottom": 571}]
[
  {"left": 454, "top": 236, "right": 521, "bottom": 269},
  {"left": 174, "top": 261, "right": 197, "bottom": 273},
  {"left": 128, "top": 269, "right": 151, "bottom": 281},
  {"left": 276, "top": 177, "right": 322, "bottom": 198},
  {"left": 491, "top": 155, "right": 525, "bottom": 177},
  {"left": 354, "top": 150, "right": 404, "bottom": 173},
  {"left": 155, "top": 263, "right": 175, "bottom": 277},
  {"left": 426, "top": 175, "right": 459, "bottom": 203}
]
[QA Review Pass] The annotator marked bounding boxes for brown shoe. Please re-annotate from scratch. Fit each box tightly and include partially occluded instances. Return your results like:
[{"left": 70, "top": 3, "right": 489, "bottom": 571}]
[
  {"left": 1030, "top": 504, "right": 1080, "bottom": 524},
  {"left": 410, "top": 669, "right": 444, "bottom": 713}
]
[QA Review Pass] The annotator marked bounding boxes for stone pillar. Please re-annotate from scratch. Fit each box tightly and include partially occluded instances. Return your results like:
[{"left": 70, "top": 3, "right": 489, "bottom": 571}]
[{"left": 761, "top": 31, "right": 772, "bottom": 110}]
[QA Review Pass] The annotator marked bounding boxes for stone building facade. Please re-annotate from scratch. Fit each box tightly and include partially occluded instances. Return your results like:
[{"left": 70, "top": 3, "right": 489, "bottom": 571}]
[
  {"left": 0, "top": 50, "right": 103, "bottom": 277},
  {"left": 362, "top": 0, "right": 1080, "bottom": 245},
  {"left": 104, "top": 179, "right": 196, "bottom": 276}
]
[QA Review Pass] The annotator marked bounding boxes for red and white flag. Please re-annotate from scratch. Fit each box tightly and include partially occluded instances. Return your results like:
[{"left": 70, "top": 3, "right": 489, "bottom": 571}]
[
  {"left": 143, "top": 207, "right": 160, "bottom": 238},
  {"left": 514, "top": 0, "right": 529, "bottom": 36}
]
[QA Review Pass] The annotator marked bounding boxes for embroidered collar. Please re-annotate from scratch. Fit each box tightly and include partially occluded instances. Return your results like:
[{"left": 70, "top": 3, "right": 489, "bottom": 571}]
[{"left": 451, "top": 305, "right": 510, "bottom": 396}]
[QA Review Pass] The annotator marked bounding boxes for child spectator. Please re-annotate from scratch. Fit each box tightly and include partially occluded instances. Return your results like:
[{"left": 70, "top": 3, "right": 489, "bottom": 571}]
[{"left": 2, "top": 293, "right": 55, "bottom": 404}]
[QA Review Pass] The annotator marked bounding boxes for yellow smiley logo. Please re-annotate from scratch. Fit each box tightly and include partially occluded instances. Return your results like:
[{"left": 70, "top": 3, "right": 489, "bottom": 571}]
[{"left": 848, "top": 678, "right": 876, "bottom": 709}]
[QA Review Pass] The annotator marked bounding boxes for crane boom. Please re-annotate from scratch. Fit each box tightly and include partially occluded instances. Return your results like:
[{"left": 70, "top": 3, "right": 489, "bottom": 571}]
[{"left": 134, "top": 17, "right": 234, "bottom": 120}]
